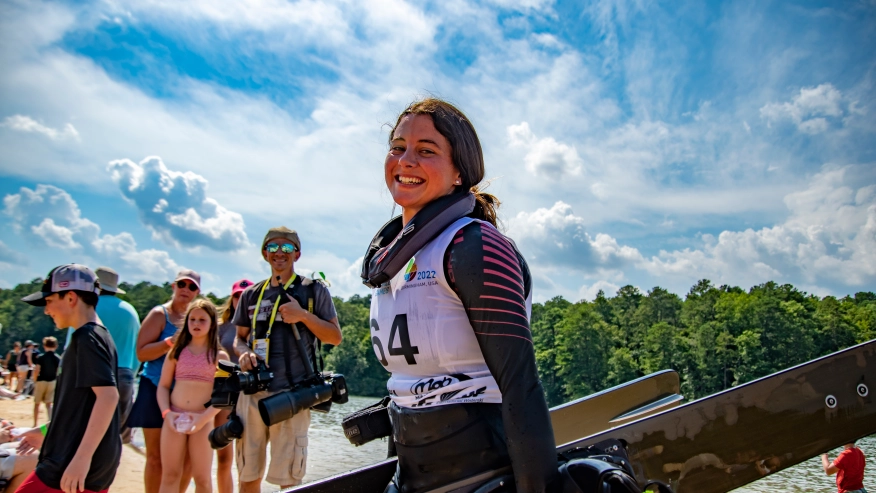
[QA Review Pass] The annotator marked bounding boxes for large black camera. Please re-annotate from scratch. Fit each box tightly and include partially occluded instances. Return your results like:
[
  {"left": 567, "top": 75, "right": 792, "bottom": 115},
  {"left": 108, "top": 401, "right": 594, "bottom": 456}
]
[
  {"left": 208, "top": 410, "right": 243, "bottom": 450},
  {"left": 211, "top": 360, "right": 273, "bottom": 403},
  {"left": 258, "top": 373, "right": 348, "bottom": 426},
  {"left": 237, "top": 360, "right": 274, "bottom": 394}
]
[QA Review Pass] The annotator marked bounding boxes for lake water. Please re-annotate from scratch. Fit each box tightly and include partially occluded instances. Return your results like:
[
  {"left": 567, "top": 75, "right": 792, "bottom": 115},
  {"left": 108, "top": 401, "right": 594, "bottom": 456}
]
[
  {"left": 731, "top": 434, "right": 875, "bottom": 492},
  {"left": 132, "top": 395, "right": 875, "bottom": 492}
]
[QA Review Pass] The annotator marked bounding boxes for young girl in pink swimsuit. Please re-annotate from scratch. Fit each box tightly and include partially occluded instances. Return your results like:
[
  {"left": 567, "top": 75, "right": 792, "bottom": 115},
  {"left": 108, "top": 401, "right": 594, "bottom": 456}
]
[{"left": 157, "top": 299, "right": 228, "bottom": 493}]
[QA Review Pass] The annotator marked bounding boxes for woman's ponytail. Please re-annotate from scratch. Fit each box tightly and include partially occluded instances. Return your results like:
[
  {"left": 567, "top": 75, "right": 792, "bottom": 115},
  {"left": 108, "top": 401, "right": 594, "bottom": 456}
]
[{"left": 470, "top": 185, "right": 500, "bottom": 228}]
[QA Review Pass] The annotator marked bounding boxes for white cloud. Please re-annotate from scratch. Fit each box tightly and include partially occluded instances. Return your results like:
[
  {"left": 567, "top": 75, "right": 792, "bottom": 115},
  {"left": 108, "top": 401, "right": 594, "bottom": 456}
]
[
  {"left": 510, "top": 165, "right": 876, "bottom": 297},
  {"left": 760, "top": 83, "right": 846, "bottom": 134},
  {"left": 32, "top": 218, "right": 80, "bottom": 249},
  {"left": 507, "top": 122, "right": 583, "bottom": 179},
  {"left": 3, "top": 184, "right": 182, "bottom": 282},
  {"left": 577, "top": 280, "right": 622, "bottom": 302},
  {"left": 0, "top": 0, "right": 873, "bottom": 300},
  {"left": 640, "top": 165, "right": 876, "bottom": 288},
  {"left": 508, "top": 201, "right": 643, "bottom": 271},
  {"left": 1, "top": 115, "right": 80, "bottom": 141},
  {"left": 108, "top": 156, "right": 250, "bottom": 251},
  {"left": 296, "top": 252, "right": 368, "bottom": 300},
  {"left": 484, "top": 0, "right": 555, "bottom": 12}
]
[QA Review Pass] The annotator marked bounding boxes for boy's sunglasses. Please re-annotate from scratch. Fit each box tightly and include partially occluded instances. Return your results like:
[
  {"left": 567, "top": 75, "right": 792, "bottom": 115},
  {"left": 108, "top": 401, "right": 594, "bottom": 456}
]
[
  {"left": 176, "top": 280, "right": 199, "bottom": 291},
  {"left": 265, "top": 242, "right": 297, "bottom": 254}
]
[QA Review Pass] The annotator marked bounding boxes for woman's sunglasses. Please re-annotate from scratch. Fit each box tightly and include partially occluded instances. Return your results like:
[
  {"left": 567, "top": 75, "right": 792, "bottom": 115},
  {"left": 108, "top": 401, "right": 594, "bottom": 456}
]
[
  {"left": 176, "top": 280, "right": 199, "bottom": 291},
  {"left": 265, "top": 242, "right": 297, "bottom": 254}
]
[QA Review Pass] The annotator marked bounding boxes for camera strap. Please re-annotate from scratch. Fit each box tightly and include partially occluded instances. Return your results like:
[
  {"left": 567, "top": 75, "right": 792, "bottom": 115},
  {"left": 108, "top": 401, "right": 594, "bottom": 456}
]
[
  {"left": 250, "top": 273, "right": 298, "bottom": 358},
  {"left": 303, "top": 278, "right": 325, "bottom": 374},
  {"left": 277, "top": 278, "right": 319, "bottom": 386}
]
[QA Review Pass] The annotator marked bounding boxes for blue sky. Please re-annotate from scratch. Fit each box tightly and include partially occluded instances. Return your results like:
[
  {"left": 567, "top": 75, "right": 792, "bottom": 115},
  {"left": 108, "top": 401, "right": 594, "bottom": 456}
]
[{"left": 1, "top": 0, "right": 874, "bottom": 301}]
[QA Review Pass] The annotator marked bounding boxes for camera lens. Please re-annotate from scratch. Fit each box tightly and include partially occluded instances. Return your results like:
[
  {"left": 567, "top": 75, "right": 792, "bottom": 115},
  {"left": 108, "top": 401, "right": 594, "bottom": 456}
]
[
  {"left": 258, "top": 383, "right": 333, "bottom": 426},
  {"left": 208, "top": 414, "right": 244, "bottom": 450}
]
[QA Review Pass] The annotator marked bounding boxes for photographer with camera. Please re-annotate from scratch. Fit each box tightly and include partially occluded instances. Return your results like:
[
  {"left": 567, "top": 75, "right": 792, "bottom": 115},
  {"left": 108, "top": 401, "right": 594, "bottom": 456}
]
[{"left": 232, "top": 227, "right": 342, "bottom": 492}]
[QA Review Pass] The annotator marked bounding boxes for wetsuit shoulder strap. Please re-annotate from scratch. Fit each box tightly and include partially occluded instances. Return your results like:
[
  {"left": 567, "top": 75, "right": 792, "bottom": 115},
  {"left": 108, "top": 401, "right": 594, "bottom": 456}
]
[{"left": 361, "top": 192, "right": 476, "bottom": 288}]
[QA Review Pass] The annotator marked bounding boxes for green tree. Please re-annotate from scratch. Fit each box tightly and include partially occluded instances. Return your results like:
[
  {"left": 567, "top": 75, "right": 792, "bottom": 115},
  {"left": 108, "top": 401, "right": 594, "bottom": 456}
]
[
  {"left": 532, "top": 296, "right": 572, "bottom": 406},
  {"left": 640, "top": 322, "right": 681, "bottom": 374},
  {"left": 814, "top": 296, "right": 857, "bottom": 355},
  {"left": 605, "top": 346, "right": 639, "bottom": 388},
  {"left": 555, "top": 302, "right": 612, "bottom": 400},
  {"left": 324, "top": 294, "right": 389, "bottom": 396}
]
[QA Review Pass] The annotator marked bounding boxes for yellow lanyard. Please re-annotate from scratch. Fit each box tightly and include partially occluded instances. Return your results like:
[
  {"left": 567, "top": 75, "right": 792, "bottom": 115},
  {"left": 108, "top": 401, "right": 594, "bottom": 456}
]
[{"left": 251, "top": 274, "right": 297, "bottom": 356}]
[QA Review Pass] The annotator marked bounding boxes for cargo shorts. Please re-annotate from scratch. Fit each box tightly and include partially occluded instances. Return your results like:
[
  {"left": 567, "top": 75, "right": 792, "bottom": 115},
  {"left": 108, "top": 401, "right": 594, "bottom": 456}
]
[
  {"left": 32, "top": 380, "right": 55, "bottom": 405},
  {"left": 236, "top": 389, "right": 311, "bottom": 486}
]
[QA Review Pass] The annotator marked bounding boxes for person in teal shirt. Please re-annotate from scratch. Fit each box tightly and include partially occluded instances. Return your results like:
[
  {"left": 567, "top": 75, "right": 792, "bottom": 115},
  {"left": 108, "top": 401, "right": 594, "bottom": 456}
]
[{"left": 95, "top": 266, "right": 141, "bottom": 444}]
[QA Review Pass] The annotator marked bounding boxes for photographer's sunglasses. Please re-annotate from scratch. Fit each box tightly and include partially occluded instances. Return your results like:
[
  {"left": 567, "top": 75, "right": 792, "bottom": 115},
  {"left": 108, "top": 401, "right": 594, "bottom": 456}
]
[
  {"left": 176, "top": 280, "right": 199, "bottom": 291},
  {"left": 265, "top": 242, "right": 297, "bottom": 254}
]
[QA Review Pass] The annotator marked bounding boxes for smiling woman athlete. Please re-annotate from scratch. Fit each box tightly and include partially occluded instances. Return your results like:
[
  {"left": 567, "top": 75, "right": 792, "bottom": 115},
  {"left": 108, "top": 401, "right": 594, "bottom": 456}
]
[{"left": 362, "top": 98, "right": 557, "bottom": 493}]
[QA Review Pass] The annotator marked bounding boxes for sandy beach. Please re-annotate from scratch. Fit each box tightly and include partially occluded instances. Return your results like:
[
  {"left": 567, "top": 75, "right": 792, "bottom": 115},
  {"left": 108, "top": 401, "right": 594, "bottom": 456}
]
[
  {"left": 0, "top": 393, "right": 388, "bottom": 493},
  {"left": 2, "top": 397, "right": 178, "bottom": 493}
]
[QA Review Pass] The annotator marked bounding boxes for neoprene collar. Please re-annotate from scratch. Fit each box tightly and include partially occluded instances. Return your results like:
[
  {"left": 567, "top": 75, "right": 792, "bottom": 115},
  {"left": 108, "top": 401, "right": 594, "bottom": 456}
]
[{"left": 361, "top": 193, "right": 476, "bottom": 288}]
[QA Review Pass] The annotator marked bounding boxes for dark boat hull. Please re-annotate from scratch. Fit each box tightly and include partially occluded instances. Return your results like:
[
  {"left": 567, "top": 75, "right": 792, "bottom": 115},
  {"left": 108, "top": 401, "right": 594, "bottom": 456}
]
[
  {"left": 561, "top": 338, "right": 876, "bottom": 492},
  {"left": 288, "top": 339, "right": 876, "bottom": 493}
]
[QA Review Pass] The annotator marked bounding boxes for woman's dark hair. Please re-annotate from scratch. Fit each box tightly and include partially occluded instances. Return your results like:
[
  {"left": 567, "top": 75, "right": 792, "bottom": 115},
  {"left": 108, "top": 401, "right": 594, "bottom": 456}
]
[
  {"left": 390, "top": 98, "right": 500, "bottom": 226},
  {"left": 171, "top": 298, "right": 220, "bottom": 364}
]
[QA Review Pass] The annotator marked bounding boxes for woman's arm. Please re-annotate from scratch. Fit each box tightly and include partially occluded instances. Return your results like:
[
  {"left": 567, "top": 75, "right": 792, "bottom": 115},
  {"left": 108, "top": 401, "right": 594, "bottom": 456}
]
[
  {"left": 156, "top": 354, "right": 176, "bottom": 420},
  {"left": 445, "top": 222, "right": 557, "bottom": 492},
  {"left": 137, "top": 307, "right": 171, "bottom": 362}
]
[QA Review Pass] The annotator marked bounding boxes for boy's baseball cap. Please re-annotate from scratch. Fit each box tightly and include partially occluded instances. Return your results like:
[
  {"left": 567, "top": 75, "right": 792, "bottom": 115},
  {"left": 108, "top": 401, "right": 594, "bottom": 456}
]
[
  {"left": 231, "top": 279, "right": 254, "bottom": 296},
  {"left": 22, "top": 264, "right": 101, "bottom": 306}
]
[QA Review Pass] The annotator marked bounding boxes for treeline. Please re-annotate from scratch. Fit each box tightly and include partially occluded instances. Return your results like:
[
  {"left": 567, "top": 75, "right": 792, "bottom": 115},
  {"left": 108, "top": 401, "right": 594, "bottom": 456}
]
[{"left": 2, "top": 278, "right": 874, "bottom": 404}]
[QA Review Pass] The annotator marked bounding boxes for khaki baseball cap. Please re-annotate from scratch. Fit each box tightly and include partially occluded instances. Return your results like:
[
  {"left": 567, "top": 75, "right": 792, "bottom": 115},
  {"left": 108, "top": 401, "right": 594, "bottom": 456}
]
[{"left": 262, "top": 226, "right": 301, "bottom": 252}]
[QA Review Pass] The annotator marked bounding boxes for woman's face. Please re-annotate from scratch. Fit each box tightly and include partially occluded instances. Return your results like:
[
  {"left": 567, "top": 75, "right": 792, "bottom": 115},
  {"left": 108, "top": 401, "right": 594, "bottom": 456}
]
[
  {"left": 385, "top": 114, "right": 461, "bottom": 224},
  {"left": 232, "top": 292, "right": 241, "bottom": 310},
  {"left": 187, "top": 307, "right": 211, "bottom": 338},
  {"left": 172, "top": 279, "right": 199, "bottom": 305}
]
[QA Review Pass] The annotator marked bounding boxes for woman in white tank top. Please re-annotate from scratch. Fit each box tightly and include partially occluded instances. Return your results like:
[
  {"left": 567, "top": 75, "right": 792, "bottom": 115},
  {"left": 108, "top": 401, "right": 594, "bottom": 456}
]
[{"left": 363, "top": 98, "right": 557, "bottom": 493}]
